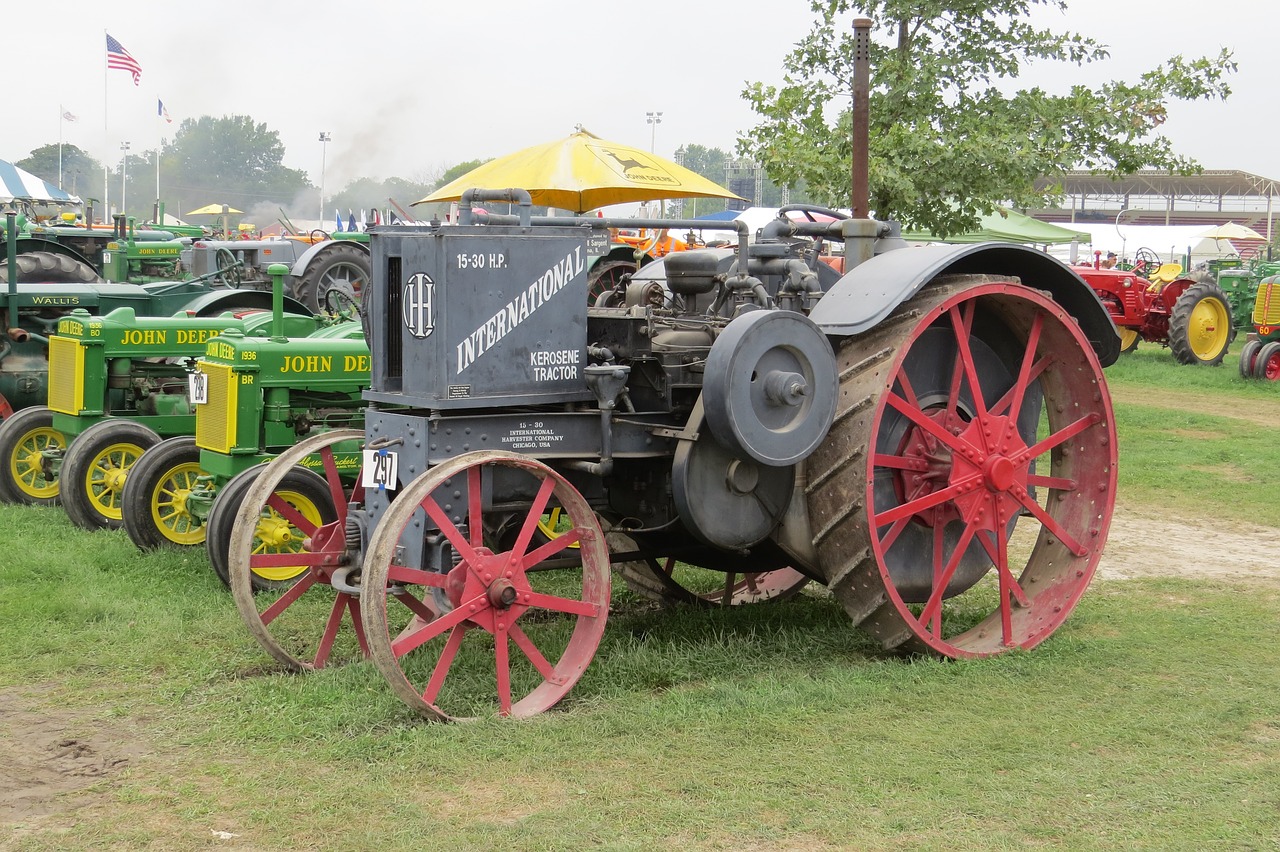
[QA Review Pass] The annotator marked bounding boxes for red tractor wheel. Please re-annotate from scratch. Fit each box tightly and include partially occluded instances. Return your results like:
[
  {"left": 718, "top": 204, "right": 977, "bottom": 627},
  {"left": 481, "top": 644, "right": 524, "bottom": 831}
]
[
  {"left": 806, "top": 279, "right": 1116, "bottom": 658},
  {"left": 1253, "top": 342, "right": 1280, "bottom": 381},
  {"left": 361, "top": 451, "right": 610, "bottom": 721},
  {"left": 1239, "top": 340, "right": 1263, "bottom": 379},
  {"left": 227, "top": 429, "right": 369, "bottom": 671}
]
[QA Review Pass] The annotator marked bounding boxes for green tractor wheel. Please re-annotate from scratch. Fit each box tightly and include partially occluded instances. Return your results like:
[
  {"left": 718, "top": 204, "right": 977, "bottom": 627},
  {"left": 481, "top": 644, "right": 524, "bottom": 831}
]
[
  {"left": 0, "top": 406, "right": 65, "bottom": 505},
  {"left": 1169, "top": 281, "right": 1233, "bottom": 366},
  {"left": 1253, "top": 342, "right": 1280, "bottom": 381},
  {"left": 205, "top": 464, "right": 336, "bottom": 592},
  {"left": 1239, "top": 339, "right": 1263, "bottom": 379},
  {"left": 121, "top": 436, "right": 208, "bottom": 549},
  {"left": 60, "top": 419, "right": 161, "bottom": 530}
]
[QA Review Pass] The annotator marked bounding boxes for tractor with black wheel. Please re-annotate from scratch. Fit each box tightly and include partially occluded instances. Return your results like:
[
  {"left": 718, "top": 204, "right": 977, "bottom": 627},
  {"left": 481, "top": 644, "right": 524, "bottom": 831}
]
[
  {"left": 1078, "top": 252, "right": 1234, "bottom": 365},
  {"left": 1238, "top": 274, "right": 1280, "bottom": 380}
]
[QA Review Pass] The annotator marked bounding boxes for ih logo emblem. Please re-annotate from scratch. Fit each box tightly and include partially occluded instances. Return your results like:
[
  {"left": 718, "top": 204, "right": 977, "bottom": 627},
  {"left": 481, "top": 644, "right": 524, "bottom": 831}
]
[{"left": 402, "top": 272, "right": 435, "bottom": 339}]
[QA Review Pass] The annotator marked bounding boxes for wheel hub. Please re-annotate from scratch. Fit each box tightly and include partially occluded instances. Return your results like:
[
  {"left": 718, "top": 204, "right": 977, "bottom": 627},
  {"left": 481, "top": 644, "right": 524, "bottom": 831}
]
[
  {"left": 102, "top": 467, "right": 128, "bottom": 495},
  {"left": 894, "top": 407, "right": 964, "bottom": 527},
  {"left": 949, "top": 413, "right": 1031, "bottom": 529},
  {"left": 259, "top": 516, "right": 294, "bottom": 547}
]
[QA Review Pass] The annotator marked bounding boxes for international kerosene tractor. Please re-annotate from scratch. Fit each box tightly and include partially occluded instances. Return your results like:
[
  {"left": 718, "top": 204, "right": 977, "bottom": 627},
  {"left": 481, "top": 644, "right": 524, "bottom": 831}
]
[{"left": 220, "top": 22, "right": 1119, "bottom": 722}]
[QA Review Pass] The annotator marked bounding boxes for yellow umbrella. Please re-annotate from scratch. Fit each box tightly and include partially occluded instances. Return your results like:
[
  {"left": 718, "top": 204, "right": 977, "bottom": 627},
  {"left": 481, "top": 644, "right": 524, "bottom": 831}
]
[
  {"left": 186, "top": 203, "right": 244, "bottom": 216},
  {"left": 1197, "top": 222, "right": 1264, "bottom": 241},
  {"left": 416, "top": 128, "right": 743, "bottom": 213}
]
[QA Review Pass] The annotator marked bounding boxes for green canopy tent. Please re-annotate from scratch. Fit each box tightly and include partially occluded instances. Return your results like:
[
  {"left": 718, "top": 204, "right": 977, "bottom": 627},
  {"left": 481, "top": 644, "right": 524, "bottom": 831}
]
[{"left": 903, "top": 208, "right": 1088, "bottom": 245}]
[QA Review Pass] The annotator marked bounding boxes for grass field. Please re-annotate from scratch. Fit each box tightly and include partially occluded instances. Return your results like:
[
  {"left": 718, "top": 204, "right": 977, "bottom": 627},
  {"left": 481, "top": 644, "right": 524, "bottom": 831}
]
[{"left": 1, "top": 343, "right": 1278, "bottom": 850}]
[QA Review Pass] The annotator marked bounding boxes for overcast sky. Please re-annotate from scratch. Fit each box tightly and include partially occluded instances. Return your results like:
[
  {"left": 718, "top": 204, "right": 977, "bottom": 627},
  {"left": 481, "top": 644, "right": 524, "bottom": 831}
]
[{"left": 6, "top": 0, "right": 1276, "bottom": 195}]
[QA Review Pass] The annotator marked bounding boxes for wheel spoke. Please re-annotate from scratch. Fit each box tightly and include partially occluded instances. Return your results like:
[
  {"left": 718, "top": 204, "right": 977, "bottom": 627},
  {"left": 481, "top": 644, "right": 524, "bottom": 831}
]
[
  {"left": 387, "top": 564, "right": 449, "bottom": 588},
  {"left": 917, "top": 521, "right": 979, "bottom": 630},
  {"left": 265, "top": 493, "right": 320, "bottom": 537},
  {"left": 508, "top": 624, "right": 555, "bottom": 679},
  {"left": 1014, "top": 490, "right": 1088, "bottom": 557},
  {"left": 422, "top": 624, "right": 468, "bottom": 704},
  {"left": 874, "top": 477, "right": 978, "bottom": 528},
  {"left": 1016, "top": 412, "right": 1102, "bottom": 462},
  {"left": 1003, "top": 313, "right": 1044, "bottom": 423},
  {"left": 313, "top": 593, "right": 352, "bottom": 668},
  {"left": 421, "top": 495, "right": 481, "bottom": 565},
  {"left": 886, "top": 390, "right": 979, "bottom": 457},
  {"left": 519, "top": 526, "right": 586, "bottom": 569},
  {"left": 928, "top": 521, "right": 945, "bottom": 636},
  {"left": 948, "top": 301, "right": 989, "bottom": 421},
  {"left": 260, "top": 572, "right": 319, "bottom": 625},
  {"left": 878, "top": 514, "right": 913, "bottom": 552},
  {"left": 391, "top": 598, "right": 482, "bottom": 656},
  {"left": 495, "top": 629, "right": 512, "bottom": 717},
  {"left": 510, "top": 476, "right": 558, "bottom": 562},
  {"left": 1026, "top": 473, "right": 1077, "bottom": 492},
  {"left": 523, "top": 590, "right": 602, "bottom": 618},
  {"left": 872, "top": 452, "right": 929, "bottom": 472},
  {"left": 319, "top": 447, "right": 351, "bottom": 527},
  {"left": 250, "top": 552, "right": 331, "bottom": 569},
  {"left": 974, "top": 526, "right": 1030, "bottom": 608},
  {"left": 467, "top": 465, "right": 483, "bottom": 548}
]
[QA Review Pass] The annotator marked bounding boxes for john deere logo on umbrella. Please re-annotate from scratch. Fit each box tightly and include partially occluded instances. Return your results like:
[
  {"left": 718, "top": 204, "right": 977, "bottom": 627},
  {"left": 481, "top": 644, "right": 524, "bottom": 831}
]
[
  {"left": 591, "top": 146, "right": 679, "bottom": 186},
  {"left": 403, "top": 273, "right": 435, "bottom": 339}
]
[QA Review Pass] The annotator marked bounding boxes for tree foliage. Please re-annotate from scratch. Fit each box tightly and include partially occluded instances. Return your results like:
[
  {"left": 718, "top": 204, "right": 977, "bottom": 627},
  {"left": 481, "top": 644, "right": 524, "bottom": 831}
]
[
  {"left": 739, "top": 0, "right": 1236, "bottom": 238},
  {"left": 15, "top": 144, "right": 105, "bottom": 201},
  {"left": 162, "top": 115, "right": 311, "bottom": 211}
]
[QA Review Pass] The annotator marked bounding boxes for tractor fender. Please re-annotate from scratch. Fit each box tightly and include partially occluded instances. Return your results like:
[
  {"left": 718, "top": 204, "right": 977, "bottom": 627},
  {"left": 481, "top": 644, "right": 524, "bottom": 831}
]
[
  {"left": 13, "top": 237, "right": 96, "bottom": 269},
  {"left": 809, "top": 242, "right": 1121, "bottom": 367},
  {"left": 176, "top": 288, "right": 313, "bottom": 318},
  {"left": 289, "top": 238, "right": 370, "bottom": 278}
]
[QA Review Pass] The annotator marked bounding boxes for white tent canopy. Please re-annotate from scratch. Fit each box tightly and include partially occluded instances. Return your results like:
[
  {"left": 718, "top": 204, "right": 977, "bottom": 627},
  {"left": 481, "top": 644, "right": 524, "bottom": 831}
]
[
  {"left": 1050, "top": 222, "right": 1261, "bottom": 266},
  {"left": 0, "top": 157, "right": 81, "bottom": 205}
]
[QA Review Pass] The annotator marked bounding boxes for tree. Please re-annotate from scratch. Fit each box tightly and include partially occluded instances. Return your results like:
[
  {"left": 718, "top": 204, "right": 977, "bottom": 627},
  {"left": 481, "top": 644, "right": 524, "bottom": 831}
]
[
  {"left": 162, "top": 115, "right": 311, "bottom": 212},
  {"left": 740, "top": 1, "right": 1236, "bottom": 238},
  {"left": 15, "top": 144, "right": 105, "bottom": 201}
]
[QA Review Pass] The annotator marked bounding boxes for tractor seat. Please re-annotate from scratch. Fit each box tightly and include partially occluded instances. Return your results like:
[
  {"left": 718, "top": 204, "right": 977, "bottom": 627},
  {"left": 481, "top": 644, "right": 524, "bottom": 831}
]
[{"left": 1146, "top": 263, "right": 1184, "bottom": 290}]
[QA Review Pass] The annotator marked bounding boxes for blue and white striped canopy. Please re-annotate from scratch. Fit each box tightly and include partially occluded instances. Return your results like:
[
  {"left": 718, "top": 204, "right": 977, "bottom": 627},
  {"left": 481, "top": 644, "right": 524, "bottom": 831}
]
[{"left": 0, "top": 158, "right": 81, "bottom": 205}]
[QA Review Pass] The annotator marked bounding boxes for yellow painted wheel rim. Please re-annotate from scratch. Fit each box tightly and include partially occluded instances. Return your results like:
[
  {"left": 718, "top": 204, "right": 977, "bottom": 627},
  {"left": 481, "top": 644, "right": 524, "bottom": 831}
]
[
  {"left": 8, "top": 426, "right": 63, "bottom": 500},
  {"left": 84, "top": 442, "right": 145, "bottom": 520},
  {"left": 250, "top": 489, "right": 324, "bottom": 582},
  {"left": 537, "top": 506, "right": 581, "bottom": 550},
  {"left": 1118, "top": 327, "right": 1139, "bottom": 352},
  {"left": 150, "top": 461, "right": 206, "bottom": 546},
  {"left": 1189, "top": 297, "right": 1230, "bottom": 360}
]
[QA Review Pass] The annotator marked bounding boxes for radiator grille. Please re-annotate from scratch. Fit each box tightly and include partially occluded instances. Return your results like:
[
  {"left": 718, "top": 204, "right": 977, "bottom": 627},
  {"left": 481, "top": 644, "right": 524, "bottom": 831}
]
[
  {"left": 1254, "top": 282, "right": 1280, "bottom": 326},
  {"left": 47, "top": 336, "right": 85, "bottom": 415},
  {"left": 194, "top": 362, "right": 238, "bottom": 453},
  {"left": 385, "top": 255, "right": 403, "bottom": 385}
]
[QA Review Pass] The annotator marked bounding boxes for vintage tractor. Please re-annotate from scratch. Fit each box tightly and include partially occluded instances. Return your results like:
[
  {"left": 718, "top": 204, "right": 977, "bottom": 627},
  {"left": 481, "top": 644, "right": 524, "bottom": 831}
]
[
  {"left": 113, "top": 291, "right": 368, "bottom": 574},
  {"left": 1237, "top": 274, "right": 1280, "bottom": 379},
  {"left": 2, "top": 300, "right": 320, "bottom": 527},
  {"left": 1078, "top": 252, "right": 1234, "bottom": 365},
  {"left": 185, "top": 233, "right": 370, "bottom": 314},
  {"left": 219, "top": 189, "right": 1119, "bottom": 721}
]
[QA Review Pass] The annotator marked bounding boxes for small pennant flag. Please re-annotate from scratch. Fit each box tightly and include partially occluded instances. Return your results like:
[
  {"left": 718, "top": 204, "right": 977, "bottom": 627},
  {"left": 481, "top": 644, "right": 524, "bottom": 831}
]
[
  {"left": 61, "top": 108, "right": 78, "bottom": 123},
  {"left": 335, "top": 208, "right": 343, "bottom": 232},
  {"left": 347, "top": 210, "right": 356, "bottom": 232},
  {"left": 106, "top": 33, "right": 142, "bottom": 86},
  {"left": 158, "top": 99, "right": 172, "bottom": 124}
]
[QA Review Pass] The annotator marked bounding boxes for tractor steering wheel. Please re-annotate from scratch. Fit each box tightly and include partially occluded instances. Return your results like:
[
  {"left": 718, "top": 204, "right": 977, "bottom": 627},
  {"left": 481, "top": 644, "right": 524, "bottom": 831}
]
[
  {"left": 214, "top": 247, "right": 243, "bottom": 289},
  {"left": 322, "top": 283, "right": 359, "bottom": 320},
  {"left": 1132, "top": 247, "right": 1161, "bottom": 277}
]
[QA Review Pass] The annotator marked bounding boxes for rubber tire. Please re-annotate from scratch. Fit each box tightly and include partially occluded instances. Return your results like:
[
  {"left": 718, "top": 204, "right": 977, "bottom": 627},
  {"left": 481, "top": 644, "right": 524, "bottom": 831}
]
[
  {"left": 0, "top": 406, "right": 65, "bottom": 505},
  {"left": 121, "top": 436, "right": 207, "bottom": 550},
  {"left": 1253, "top": 341, "right": 1280, "bottom": 381},
  {"left": 205, "top": 464, "right": 336, "bottom": 592},
  {"left": 292, "top": 243, "right": 370, "bottom": 314},
  {"left": 1239, "top": 339, "right": 1263, "bottom": 379},
  {"left": 0, "top": 250, "right": 101, "bottom": 284},
  {"left": 60, "top": 419, "right": 161, "bottom": 531},
  {"left": 1169, "top": 281, "right": 1233, "bottom": 366}
]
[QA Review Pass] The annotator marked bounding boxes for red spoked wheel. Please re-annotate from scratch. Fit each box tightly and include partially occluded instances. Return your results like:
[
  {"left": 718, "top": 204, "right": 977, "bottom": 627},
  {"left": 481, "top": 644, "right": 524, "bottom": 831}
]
[
  {"left": 229, "top": 429, "right": 372, "bottom": 670},
  {"left": 806, "top": 279, "right": 1117, "bottom": 657},
  {"left": 361, "top": 451, "right": 610, "bottom": 721}
]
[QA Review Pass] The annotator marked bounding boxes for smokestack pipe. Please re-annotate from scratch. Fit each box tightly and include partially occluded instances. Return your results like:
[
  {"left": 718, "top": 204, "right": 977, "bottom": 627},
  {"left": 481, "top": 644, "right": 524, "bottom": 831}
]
[{"left": 851, "top": 17, "right": 872, "bottom": 218}]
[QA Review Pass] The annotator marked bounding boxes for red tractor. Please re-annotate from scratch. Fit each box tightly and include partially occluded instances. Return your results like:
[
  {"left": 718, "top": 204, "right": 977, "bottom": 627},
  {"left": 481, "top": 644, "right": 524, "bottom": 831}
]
[{"left": 1078, "top": 248, "right": 1234, "bottom": 365}]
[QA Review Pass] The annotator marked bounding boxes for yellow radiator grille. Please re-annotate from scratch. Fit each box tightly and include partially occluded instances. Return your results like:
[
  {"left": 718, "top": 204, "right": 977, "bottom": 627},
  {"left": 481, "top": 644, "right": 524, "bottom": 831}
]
[
  {"left": 194, "top": 361, "right": 238, "bottom": 453},
  {"left": 1254, "top": 283, "right": 1280, "bottom": 326},
  {"left": 47, "top": 336, "right": 85, "bottom": 415}
]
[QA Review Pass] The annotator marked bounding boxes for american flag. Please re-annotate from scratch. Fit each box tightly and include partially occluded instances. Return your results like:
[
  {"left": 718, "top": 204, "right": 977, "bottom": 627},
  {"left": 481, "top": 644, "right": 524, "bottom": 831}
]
[{"left": 106, "top": 33, "right": 141, "bottom": 85}]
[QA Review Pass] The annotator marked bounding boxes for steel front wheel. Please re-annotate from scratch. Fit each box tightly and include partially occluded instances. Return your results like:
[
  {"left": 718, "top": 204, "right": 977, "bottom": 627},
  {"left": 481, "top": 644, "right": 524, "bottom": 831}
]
[
  {"left": 361, "top": 451, "right": 610, "bottom": 721},
  {"left": 226, "top": 430, "right": 365, "bottom": 670},
  {"left": 60, "top": 419, "right": 161, "bottom": 530},
  {"left": 121, "top": 436, "right": 207, "bottom": 549},
  {"left": 806, "top": 279, "right": 1117, "bottom": 658},
  {"left": 0, "top": 406, "right": 65, "bottom": 505}
]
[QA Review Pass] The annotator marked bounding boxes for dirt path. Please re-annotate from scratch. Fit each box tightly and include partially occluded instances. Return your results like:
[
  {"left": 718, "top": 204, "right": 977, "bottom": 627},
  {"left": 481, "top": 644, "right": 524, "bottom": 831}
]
[
  {"left": 1098, "top": 503, "right": 1280, "bottom": 582},
  {"left": 1108, "top": 382, "right": 1280, "bottom": 429}
]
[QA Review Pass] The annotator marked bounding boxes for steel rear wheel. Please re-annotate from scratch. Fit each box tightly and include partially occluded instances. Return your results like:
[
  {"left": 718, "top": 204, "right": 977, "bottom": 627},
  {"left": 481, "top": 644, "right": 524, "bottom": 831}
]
[
  {"left": 806, "top": 279, "right": 1117, "bottom": 658},
  {"left": 227, "top": 430, "right": 365, "bottom": 670},
  {"left": 121, "top": 436, "right": 207, "bottom": 549},
  {"left": 0, "top": 406, "right": 64, "bottom": 505},
  {"left": 60, "top": 419, "right": 161, "bottom": 530},
  {"left": 361, "top": 451, "right": 610, "bottom": 721},
  {"left": 1170, "top": 281, "right": 1232, "bottom": 365}
]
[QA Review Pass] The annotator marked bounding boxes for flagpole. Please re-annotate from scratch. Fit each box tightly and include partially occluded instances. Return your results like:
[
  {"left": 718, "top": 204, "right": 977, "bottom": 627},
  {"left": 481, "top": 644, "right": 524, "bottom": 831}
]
[
  {"left": 103, "top": 29, "right": 109, "bottom": 222},
  {"left": 58, "top": 104, "right": 64, "bottom": 189}
]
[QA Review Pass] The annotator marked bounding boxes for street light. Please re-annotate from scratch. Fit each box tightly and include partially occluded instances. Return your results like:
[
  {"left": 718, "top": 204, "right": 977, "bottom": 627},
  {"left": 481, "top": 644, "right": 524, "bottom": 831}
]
[
  {"left": 646, "top": 111, "right": 662, "bottom": 153},
  {"left": 318, "top": 131, "right": 332, "bottom": 225},
  {"left": 120, "top": 142, "right": 131, "bottom": 217}
]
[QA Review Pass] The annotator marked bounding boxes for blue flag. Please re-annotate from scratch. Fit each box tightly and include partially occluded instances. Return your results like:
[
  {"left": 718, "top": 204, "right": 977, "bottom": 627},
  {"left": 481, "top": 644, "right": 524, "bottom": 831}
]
[
  {"left": 334, "top": 208, "right": 342, "bottom": 232},
  {"left": 347, "top": 210, "right": 356, "bottom": 232}
]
